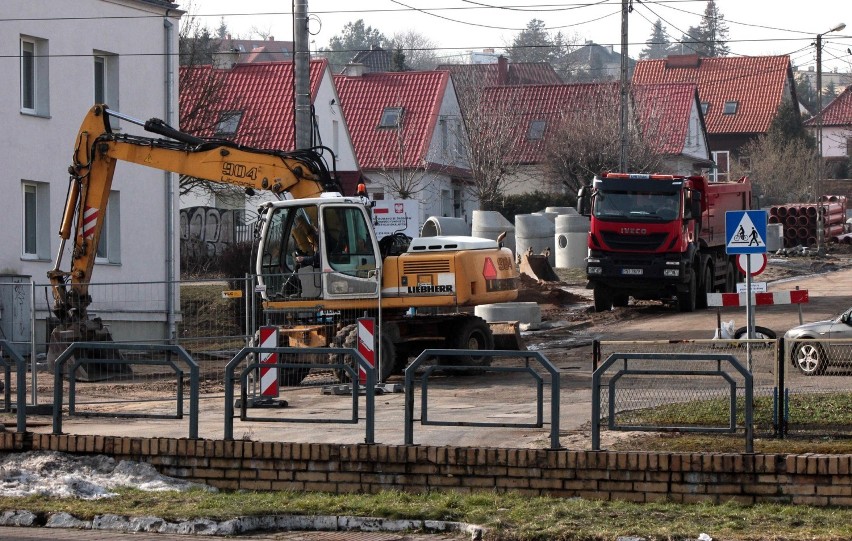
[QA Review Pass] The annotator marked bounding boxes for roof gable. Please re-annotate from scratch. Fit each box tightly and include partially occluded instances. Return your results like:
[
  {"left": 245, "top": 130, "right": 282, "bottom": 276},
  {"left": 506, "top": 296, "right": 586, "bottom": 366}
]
[
  {"left": 179, "top": 60, "right": 327, "bottom": 150},
  {"left": 333, "top": 71, "right": 450, "bottom": 169},
  {"left": 436, "top": 61, "right": 561, "bottom": 87},
  {"left": 633, "top": 83, "right": 701, "bottom": 155},
  {"left": 632, "top": 55, "right": 792, "bottom": 135},
  {"left": 805, "top": 84, "right": 852, "bottom": 127}
]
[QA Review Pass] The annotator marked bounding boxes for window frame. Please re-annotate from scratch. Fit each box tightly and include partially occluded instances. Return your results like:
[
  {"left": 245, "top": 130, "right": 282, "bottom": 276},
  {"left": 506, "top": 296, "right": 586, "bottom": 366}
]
[
  {"left": 378, "top": 107, "right": 404, "bottom": 129},
  {"left": 20, "top": 35, "right": 49, "bottom": 116},
  {"left": 711, "top": 150, "right": 730, "bottom": 182},
  {"left": 527, "top": 119, "right": 547, "bottom": 141},
  {"left": 95, "top": 191, "right": 121, "bottom": 264},
  {"left": 723, "top": 101, "right": 738, "bottom": 115},
  {"left": 215, "top": 111, "right": 243, "bottom": 136},
  {"left": 21, "top": 181, "right": 50, "bottom": 260}
]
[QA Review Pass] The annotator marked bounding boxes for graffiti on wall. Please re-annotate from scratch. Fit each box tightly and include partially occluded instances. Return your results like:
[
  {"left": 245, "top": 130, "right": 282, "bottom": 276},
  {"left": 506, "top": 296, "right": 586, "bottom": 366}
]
[{"left": 179, "top": 207, "right": 254, "bottom": 267}]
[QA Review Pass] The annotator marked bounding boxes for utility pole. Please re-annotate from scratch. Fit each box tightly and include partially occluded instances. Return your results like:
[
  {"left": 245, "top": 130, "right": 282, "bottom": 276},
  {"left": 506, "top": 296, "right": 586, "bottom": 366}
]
[
  {"left": 619, "top": 0, "right": 630, "bottom": 171},
  {"left": 293, "top": 0, "right": 312, "bottom": 150},
  {"left": 815, "top": 22, "right": 846, "bottom": 255}
]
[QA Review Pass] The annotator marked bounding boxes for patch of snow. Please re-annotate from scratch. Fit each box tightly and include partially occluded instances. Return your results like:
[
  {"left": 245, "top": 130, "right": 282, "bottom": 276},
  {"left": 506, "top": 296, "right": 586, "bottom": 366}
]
[{"left": 0, "top": 451, "right": 215, "bottom": 499}]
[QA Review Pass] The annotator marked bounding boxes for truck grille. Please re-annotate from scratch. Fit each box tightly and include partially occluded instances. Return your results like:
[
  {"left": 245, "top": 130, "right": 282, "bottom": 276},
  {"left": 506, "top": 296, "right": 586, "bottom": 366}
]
[
  {"left": 403, "top": 260, "right": 452, "bottom": 274},
  {"left": 601, "top": 232, "right": 668, "bottom": 251}
]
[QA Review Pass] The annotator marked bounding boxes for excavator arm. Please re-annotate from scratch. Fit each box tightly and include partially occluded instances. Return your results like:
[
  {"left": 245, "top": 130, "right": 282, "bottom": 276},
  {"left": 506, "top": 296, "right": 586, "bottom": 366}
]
[{"left": 48, "top": 104, "right": 339, "bottom": 324}]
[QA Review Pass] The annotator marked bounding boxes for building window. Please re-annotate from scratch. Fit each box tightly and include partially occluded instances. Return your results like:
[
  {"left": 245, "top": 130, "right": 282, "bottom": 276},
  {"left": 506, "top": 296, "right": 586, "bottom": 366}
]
[
  {"left": 20, "top": 36, "right": 49, "bottom": 115},
  {"left": 216, "top": 111, "right": 243, "bottom": 136},
  {"left": 700, "top": 102, "right": 710, "bottom": 115},
  {"left": 527, "top": 120, "right": 546, "bottom": 140},
  {"left": 22, "top": 181, "right": 50, "bottom": 259},
  {"left": 711, "top": 150, "right": 730, "bottom": 182},
  {"left": 96, "top": 191, "right": 121, "bottom": 264},
  {"left": 723, "top": 101, "right": 738, "bottom": 115},
  {"left": 378, "top": 107, "right": 403, "bottom": 129}
]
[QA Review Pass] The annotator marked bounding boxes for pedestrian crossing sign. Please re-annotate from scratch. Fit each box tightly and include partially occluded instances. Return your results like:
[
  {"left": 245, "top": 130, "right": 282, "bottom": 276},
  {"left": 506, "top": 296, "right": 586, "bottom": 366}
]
[{"left": 725, "top": 210, "right": 768, "bottom": 254}]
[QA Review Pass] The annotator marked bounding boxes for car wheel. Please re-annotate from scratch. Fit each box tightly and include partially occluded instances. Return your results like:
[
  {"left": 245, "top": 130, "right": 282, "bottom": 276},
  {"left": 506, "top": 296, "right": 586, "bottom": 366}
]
[{"left": 793, "top": 341, "right": 827, "bottom": 376}]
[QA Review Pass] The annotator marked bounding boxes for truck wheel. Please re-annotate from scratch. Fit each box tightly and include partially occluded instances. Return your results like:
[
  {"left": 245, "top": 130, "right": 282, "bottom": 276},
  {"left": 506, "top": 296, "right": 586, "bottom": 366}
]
[
  {"left": 725, "top": 262, "right": 736, "bottom": 292},
  {"left": 696, "top": 266, "right": 712, "bottom": 309},
  {"left": 677, "top": 271, "right": 697, "bottom": 312},
  {"left": 331, "top": 324, "right": 396, "bottom": 384},
  {"left": 612, "top": 294, "right": 629, "bottom": 307},
  {"left": 593, "top": 285, "right": 612, "bottom": 312},
  {"left": 445, "top": 316, "right": 494, "bottom": 367}
]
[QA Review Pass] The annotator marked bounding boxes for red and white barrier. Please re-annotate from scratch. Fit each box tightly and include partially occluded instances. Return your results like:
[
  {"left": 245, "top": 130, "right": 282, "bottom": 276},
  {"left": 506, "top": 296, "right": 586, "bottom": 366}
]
[
  {"left": 707, "top": 290, "right": 809, "bottom": 307},
  {"left": 357, "top": 318, "right": 375, "bottom": 385},
  {"left": 259, "top": 326, "right": 279, "bottom": 397}
]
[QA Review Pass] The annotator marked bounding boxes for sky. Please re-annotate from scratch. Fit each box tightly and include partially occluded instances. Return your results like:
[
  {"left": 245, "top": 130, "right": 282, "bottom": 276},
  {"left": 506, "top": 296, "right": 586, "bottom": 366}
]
[{"left": 176, "top": 1, "right": 852, "bottom": 73}]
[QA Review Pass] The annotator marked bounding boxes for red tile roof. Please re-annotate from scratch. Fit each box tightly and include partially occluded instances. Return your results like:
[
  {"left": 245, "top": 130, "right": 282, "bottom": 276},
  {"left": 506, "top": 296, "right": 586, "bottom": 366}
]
[
  {"left": 481, "top": 83, "right": 621, "bottom": 164},
  {"left": 179, "top": 60, "right": 326, "bottom": 150},
  {"left": 632, "top": 55, "right": 792, "bottom": 135},
  {"left": 333, "top": 70, "right": 449, "bottom": 169},
  {"left": 805, "top": 85, "right": 852, "bottom": 127},
  {"left": 436, "top": 61, "right": 562, "bottom": 87},
  {"left": 633, "top": 83, "right": 700, "bottom": 155}
]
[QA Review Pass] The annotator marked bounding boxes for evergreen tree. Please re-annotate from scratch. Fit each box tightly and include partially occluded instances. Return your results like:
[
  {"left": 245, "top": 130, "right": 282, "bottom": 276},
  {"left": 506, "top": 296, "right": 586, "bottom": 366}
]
[
  {"left": 795, "top": 74, "right": 818, "bottom": 116},
  {"left": 640, "top": 19, "right": 671, "bottom": 60},
  {"left": 391, "top": 46, "right": 406, "bottom": 72},
  {"left": 215, "top": 17, "right": 228, "bottom": 39},
  {"left": 321, "top": 20, "right": 387, "bottom": 73},
  {"left": 697, "top": 0, "right": 730, "bottom": 57},
  {"left": 506, "top": 19, "right": 553, "bottom": 63}
]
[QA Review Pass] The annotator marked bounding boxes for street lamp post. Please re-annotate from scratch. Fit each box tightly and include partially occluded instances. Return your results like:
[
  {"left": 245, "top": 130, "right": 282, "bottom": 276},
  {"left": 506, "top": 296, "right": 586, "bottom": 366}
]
[{"left": 816, "top": 22, "right": 846, "bottom": 255}]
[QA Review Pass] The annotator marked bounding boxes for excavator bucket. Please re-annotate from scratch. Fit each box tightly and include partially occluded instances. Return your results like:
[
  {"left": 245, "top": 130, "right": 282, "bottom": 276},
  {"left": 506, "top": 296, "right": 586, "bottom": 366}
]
[
  {"left": 47, "top": 320, "right": 132, "bottom": 382},
  {"left": 488, "top": 321, "right": 526, "bottom": 351},
  {"left": 519, "top": 254, "right": 560, "bottom": 282}
]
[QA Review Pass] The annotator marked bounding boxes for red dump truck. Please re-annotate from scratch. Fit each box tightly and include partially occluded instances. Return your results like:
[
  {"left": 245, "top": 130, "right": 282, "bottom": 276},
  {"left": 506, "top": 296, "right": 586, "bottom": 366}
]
[{"left": 577, "top": 172, "right": 752, "bottom": 312}]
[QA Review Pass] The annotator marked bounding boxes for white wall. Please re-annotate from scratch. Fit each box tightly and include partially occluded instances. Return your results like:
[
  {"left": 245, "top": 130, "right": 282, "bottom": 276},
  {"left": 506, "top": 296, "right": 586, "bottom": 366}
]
[
  {"left": 822, "top": 126, "right": 852, "bottom": 159},
  {"left": 1, "top": 0, "right": 181, "bottom": 340}
]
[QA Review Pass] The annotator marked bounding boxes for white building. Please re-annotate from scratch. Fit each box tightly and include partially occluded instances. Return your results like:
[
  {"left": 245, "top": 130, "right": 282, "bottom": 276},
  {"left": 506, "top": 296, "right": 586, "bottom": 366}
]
[{"left": 1, "top": 0, "right": 182, "bottom": 346}]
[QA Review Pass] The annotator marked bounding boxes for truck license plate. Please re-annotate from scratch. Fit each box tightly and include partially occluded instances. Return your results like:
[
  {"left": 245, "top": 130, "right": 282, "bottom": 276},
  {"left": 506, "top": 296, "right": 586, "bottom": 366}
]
[{"left": 621, "top": 268, "right": 643, "bottom": 275}]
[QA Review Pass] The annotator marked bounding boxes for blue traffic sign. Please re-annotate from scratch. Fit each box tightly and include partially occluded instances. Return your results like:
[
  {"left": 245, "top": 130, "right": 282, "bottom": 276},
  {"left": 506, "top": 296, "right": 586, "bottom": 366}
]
[{"left": 726, "top": 210, "right": 768, "bottom": 255}]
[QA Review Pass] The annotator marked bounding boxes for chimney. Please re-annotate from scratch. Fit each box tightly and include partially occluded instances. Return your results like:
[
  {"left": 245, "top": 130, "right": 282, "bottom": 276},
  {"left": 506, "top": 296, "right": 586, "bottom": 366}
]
[
  {"left": 212, "top": 49, "right": 239, "bottom": 69},
  {"left": 497, "top": 55, "right": 508, "bottom": 85},
  {"left": 268, "top": 36, "right": 274, "bottom": 41},
  {"left": 345, "top": 63, "right": 366, "bottom": 77}
]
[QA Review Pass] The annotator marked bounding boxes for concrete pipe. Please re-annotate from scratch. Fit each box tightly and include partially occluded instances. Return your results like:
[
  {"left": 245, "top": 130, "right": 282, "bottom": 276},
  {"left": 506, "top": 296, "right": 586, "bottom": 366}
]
[
  {"left": 516, "top": 214, "right": 556, "bottom": 267},
  {"left": 555, "top": 213, "right": 590, "bottom": 269},
  {"left": 471, "top": 210, "right": 515, "bottom": 253},
  {"left": 475, "top": 302, "right": 542, "bottom": 331},
  {"left": 421, "top": 216, "right": 471, "bottom": 237}
]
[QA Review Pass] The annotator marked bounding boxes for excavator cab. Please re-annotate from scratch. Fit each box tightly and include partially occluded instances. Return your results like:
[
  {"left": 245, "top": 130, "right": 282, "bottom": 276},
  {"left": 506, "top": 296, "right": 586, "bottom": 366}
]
[{"left": 257, "top": 198, "right": 380, "bottom": 303}]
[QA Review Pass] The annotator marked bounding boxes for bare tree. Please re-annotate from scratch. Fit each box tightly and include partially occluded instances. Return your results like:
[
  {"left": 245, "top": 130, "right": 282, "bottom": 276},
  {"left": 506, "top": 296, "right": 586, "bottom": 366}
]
[
  {"left": 450, "top": 69, "right": 525, "bottom": 208},
  {"left": 543, "top": 84, "right": 662, "bottom": 194},
  {"left": 390, "top": 30, "right": 440, "bottom": 71},
  {"left": 371, "top": 120, "right": 433, "bottom": 199},
  {"left": 732, "top": 133, "right": 818, "bottom": 206}
]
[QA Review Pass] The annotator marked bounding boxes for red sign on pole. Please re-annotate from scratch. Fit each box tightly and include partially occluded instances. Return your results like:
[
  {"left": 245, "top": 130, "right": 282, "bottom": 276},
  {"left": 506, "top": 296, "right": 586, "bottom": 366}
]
[
  {"left": 357, "top": 318, "right": 375, "bottom": 385},
  {"left": 736, "top": 253, "right": 768, "bottom": 276}
]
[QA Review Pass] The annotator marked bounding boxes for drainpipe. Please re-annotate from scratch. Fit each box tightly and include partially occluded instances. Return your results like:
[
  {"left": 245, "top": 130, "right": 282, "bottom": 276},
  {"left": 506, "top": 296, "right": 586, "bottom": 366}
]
[{"left": 164, "top": 13, "right": 177, "bottom": 342}]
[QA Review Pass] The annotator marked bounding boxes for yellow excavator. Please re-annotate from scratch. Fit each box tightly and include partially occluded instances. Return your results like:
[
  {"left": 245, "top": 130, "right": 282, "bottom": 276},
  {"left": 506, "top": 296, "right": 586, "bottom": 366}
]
[{"left": 49, "top": 105, "right": 519, "bottom": 382}]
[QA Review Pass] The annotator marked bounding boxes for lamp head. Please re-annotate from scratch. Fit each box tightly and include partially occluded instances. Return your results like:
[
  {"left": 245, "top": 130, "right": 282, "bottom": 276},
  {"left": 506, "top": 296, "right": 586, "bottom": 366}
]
[{"left": 829, "top": 23, "right": 846, "bottom": 33}]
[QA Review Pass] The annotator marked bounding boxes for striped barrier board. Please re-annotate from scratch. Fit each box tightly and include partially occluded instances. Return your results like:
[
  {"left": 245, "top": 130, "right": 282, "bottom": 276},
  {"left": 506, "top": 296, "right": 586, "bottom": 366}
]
[
  {"left": 357, "top": 318, "right": 375, "bottom": 385},
  {"left": 259, "top": 326, "right": 279, "bottom": 397},
  {"left": 707, "top": 290, "right": 809, "bottom": 307}
]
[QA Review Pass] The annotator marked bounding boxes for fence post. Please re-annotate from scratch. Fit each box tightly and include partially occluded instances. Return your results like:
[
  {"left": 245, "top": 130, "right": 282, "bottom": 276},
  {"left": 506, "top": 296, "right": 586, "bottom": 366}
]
[
  {"left": 777, "top": 337, "right": 786, "bottom": 438},
  {"left": 29, "top": 280, "right": 37, "bottom": 406}
]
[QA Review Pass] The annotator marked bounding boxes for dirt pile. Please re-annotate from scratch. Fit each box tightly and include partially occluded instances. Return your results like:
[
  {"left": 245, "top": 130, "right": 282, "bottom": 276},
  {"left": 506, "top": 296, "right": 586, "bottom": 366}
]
[{"left": 515, "top": 273, "right": 586, "bottom": 306}]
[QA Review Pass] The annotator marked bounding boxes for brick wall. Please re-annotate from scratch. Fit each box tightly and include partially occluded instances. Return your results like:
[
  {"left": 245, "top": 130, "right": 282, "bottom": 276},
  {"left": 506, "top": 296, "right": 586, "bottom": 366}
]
[{"left": 2, "top": 433, "right": 850, "bottom": 506}]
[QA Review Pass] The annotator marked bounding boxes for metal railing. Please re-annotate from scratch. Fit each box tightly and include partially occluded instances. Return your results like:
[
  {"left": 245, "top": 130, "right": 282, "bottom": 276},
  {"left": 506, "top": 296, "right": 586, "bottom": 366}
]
[
  {"left": 403, "top": 350, "right": 561, "bottom": 449},
  {"left": 223, "top": 346, "right": 376, "bottom": 443},
  {"left": 0, "top": 340, "right": 28, "bottom": 433},
  {"left": 592, "top": 352, "right": 754, "bottom": 452}
]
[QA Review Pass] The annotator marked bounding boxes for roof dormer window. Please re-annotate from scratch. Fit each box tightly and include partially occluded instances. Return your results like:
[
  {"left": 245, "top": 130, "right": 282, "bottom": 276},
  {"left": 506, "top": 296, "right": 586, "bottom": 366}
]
[
  {"left": 378, "top": 107, "right": 404, "bottom": 128},
  {"left": 723, "top": 101, "right": 738, "bottom": 115},
  {"left": 527, "top": 119, "right": 546, "bottom": 140},
  {"left": 215, "top": 111, "right": 243, "bottom": 135}
]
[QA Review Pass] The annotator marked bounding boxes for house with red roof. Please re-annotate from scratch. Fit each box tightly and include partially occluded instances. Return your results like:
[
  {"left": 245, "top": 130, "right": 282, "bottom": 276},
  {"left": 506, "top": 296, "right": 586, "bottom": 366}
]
[
  {"left": 480, "top": 82, "right": 711, "bottom": 195},
  {"left": 179, "top": 58, "right": 359, "bottom": 211},
  {"left": 805, "top": 85, "right": 852, "bottom": 177},
  {"left": 437, "top": 56, "right": 562, "bottom": 90},
  {"left": 632, "top": 54, "right": 799, "bottom": 182},
  {"left": 334, "top": 70, "right": 473, "bottom": 225}
]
